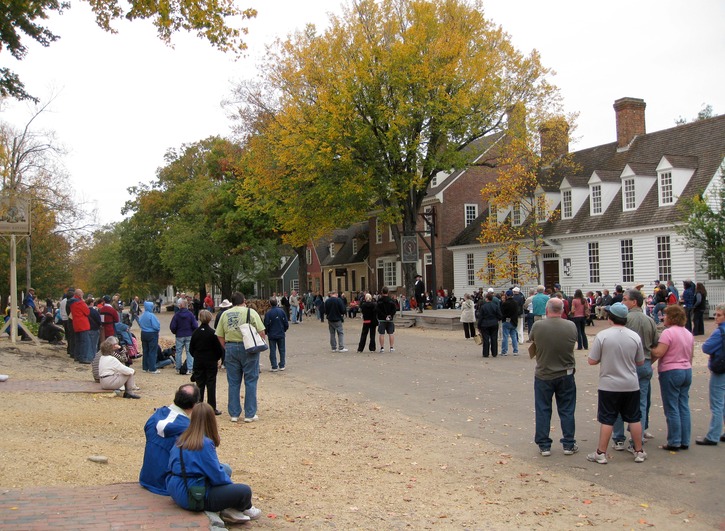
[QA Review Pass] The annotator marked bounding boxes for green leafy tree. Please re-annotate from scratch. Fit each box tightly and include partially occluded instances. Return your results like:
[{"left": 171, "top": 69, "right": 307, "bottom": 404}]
[
  {"left": 233, "top": 0, "right": 562, "bottom": 297},
  {"left": 123, "top": 137, "right": 279, "bottom": 299},
  {"left": 676, "top": 168, "right": 725, "bottom": 279},
  {"left": 0, "top": 0, "right": 257, "bottom": 101}
]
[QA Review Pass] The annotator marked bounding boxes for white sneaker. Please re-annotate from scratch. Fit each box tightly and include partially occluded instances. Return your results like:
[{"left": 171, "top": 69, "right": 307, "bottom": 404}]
[
  {"left": 0, "top": 374, "right": 9, "bottom": 382},
  {"left": 243, "top": 506, "right": 262, "bottom": 520},
  {"left": 644, "top": 431, "right": 655, "bottom": 439},
  {"left": 587, "top": 451, "right": 608, "bottom": 464},
  {"left": 389, "top": 348, "right": 395, "bottom": 352},
  {"left": 243, "top": 415, "right": 259, "bottom": 423},
  {"left": 338, "top": 348, "right": 349, "bottom": 352},
  {"left": 279, "top": 367, "right": 286, "bottom": 371},
  {"left": 379, "top": 348, "right": 385, "bottom": 353},
  {"left": 539, "top": 448, "right": 551, "bottom": 457},
  {"left": 220, "top": 508, "right": 250, "bottom": 524},
  {"left": 270, "top": 368, "right": 278, "bottom": 372},
  {"left": 230, "top": 417, "right": 239, "bottom": 422},
  {"left": 613, "top": 440, "right": 626, "bottom": 451},
  {"left": 634, "top": 450, "right": 647, "bottom": 463}
]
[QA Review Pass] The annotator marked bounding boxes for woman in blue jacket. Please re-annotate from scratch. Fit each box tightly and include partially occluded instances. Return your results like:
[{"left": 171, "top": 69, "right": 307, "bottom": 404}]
[{"left": 167, "top": 403, "right": 261, "bottom": 524}]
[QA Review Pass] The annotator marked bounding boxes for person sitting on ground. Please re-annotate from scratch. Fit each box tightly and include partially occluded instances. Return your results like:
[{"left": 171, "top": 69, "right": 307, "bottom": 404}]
[
  {"left": 38, "top": 312, "right": 64, "bottom": 344},
  {"left": 167, "top": 402, "right": 262, "bottom": 524},
  {"left": 3, "top": 307, "right": 32, "bottom": 341},
  {"left": 140, "top": 384, "right": 200, "bottom": 495},
  {"left": 92, "top": 336, "right": 130, "bottom": 383},
  {"left": 190, "top": 310, "right": 225, "bottom": 415},
  {"left": 98, "top": 336, "right": 140, "bottom": 399}
]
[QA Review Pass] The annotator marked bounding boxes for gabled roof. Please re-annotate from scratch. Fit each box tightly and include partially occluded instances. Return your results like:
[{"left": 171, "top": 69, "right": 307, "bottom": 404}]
[
  {"left": 449, "top": 113, "right": 725, "bottom": 246},
  {"left": 321, "top": 222, "right": 369, "bottom": 266}
]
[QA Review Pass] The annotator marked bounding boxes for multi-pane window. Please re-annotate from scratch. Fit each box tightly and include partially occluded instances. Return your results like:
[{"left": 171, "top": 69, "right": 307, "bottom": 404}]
[
  {"left": 489, "top": 204, "right": 497, "bottom": 222},
  {"left": 509, "top": 251, "right": 519, "bottom": 285},
  {"left": 657, "top": 236, "right": 672, "bottom": 280},
  {"left": 329, "top": 243, "right": 335, "bottom": 258},
  {"left": 591, "top": 184, "right": 602, "bottom": 214},
  {"left": 512, "top": 201, "right": 521, "bottom": 226},
  {"left": 466, "top": 253, "right": 475, "bottom": 286},
  {"left": 623, "top": 178, "right": 636, "bottom": 210},
  {"left": 290, "top": 279, "right": 299, "bottom": 292},
  {"left": 486, "top": 254, "right": 496, "bottom": 285},
  {"left": 375, "top": 220, "right": 383, "bottom": 244},
  {"left": 536, "top": 195, "right": 547, "bottom": 222},
  {"left": 621, "top": 239, "right": 634, "bottom": 283},
  {"left": 384, "top": 261, "right": 398, "bottom": 287},
  {"left": 465, "top": 204, "right": 478, "bottom": 227},
  {"left": 588, "top": 242, "right": 600, "bottom": 283},
  {"left": 352, "top": 239, "right": 358, "bottom": 255},
  {"left": 423, "top": 206, "right": 432, "bottom": 236},
  {"left": 389, "top": 225, "right": 395, "bottom": 242},
  {"left": 659, "top": 171, "right": 673, "bottom": 205},
  {"left": 305, "top": 247, "right": 312, "bottom": 265},
  {"left": 562, "top": 189, "right": 572, "bottom": 219}
]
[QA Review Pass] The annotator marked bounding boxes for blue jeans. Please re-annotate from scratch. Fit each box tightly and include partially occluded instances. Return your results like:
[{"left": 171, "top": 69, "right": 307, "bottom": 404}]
[
  {"left": 534, "top": 374, "right": 577, "bottom": 450},
  {"left": 269, "top": 337, "right": 286, "bottom": 369},
  {"left": 328, "top": 321, "right": 345, "bottom": 350},
  {"left": 613, "top": 359, "right": 653, "bottom": 442},
  {"left": 501, "top": 321, "right": 518, "bottom": 354},
  {"left": 141, "top": 331, "right": 159, "bottom": 372},
  {"left": 290, "top": 306, "right": 299, "bottom": 323},
  {"left": 76, "top": 331, "right": 94, "bottom": 363},
  {"left": 706, "top": 371, "right": 725, "bottom": 442},
  {"left": 175, "top": 335, "right": 193, "bottom": 371},
  {"left": 571, "top": 317, "right": 588, "bottom": 349},
  {"left": 652, "top": 302, "right": 666, "bottom": 324},
  {"left": 225, "top": 342, "right": 259, "bottom": 419},
  {"left": 659, "top": 368, "right": 692, "bottom": 447}
]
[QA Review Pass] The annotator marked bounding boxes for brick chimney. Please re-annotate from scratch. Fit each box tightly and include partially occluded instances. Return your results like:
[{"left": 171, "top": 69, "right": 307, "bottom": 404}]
[
  {"left": 539, "top": 117, "right": 569, "bottom": 164},
  {"left": 613, "top": 97, "right": 646, "bottom": 149}
]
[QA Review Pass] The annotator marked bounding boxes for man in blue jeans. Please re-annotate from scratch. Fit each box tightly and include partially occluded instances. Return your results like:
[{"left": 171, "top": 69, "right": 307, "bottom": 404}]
[
  {"left": 529, "top": 297, "right": 579, "bottom": 456},
  {"left": 216, "top": 292, "right": 266, "bottom": 423}
]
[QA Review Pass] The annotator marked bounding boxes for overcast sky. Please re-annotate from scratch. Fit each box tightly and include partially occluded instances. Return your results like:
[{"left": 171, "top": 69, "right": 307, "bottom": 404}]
[{"left": 3, "top": 0, "right": 724, "bottom": 225}]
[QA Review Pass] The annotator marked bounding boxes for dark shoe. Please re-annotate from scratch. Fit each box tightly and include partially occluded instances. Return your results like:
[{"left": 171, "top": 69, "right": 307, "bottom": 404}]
[
  {"left": 660, "top": 444, "right": 681, "bottom": 451},
  {"left": 214, "top": 409, "right": 222, "bottom": 416},
  {"left": 123, "top": 391, "right": 141, "bottom": 399},
  {"left": 680, "top": 445, "right": 689, "bottom": 450},
  {"left": 695, "top": 437, "right": 717, "bottom": 446},
  {"left": 721, "top": 435, "right": 725, "bottom": 443}
]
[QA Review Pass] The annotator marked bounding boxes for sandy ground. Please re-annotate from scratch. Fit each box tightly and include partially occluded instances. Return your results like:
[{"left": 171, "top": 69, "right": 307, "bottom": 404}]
[{"left": 0, "top": 324, "right": 712, "bottom": 530}]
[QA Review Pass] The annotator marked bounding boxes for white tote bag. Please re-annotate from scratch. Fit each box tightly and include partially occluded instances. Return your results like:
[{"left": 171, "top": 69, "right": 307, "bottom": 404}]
[{"left": 239, "top": 308, "right": 268, "bottom": 354}]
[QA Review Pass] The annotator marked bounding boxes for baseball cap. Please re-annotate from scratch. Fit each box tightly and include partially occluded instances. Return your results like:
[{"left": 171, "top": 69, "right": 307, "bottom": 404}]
[{"left": 605, "top": 302, "right": 628, "bottom": 318}]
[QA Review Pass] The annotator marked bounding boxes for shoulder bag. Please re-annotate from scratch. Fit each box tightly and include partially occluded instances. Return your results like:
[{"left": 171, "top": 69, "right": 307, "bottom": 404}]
[
  {"left": 179, "top": 447, "right": 206, "bottom": 512},
  {"left": 239, "top": 308, "right": 268, "bottom": 354}
]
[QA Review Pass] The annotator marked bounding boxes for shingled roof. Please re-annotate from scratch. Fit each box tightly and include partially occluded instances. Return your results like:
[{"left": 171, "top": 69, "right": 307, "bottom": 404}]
[{"left": 450, "top": 113, "right": 725, "bottom": 247}]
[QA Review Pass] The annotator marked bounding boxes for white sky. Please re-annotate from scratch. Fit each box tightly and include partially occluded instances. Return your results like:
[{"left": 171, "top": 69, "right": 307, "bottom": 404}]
[{"left": 3, "top": 0, "right": 724, "bottom": 225}]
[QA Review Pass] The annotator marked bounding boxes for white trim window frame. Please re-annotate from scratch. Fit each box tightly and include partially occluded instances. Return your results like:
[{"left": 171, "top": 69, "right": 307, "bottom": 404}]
[
  {"left": 562, "top": 189, "right": 572, "bottom": 219},
  {"left": 464, "top": 204, "right": 478, "bottom": 227},
  {"left": 588, "top": 242, "right": 600, "bottom": 283},
  {"left": 375, "top": 219, "right": 383, "bottom": 244},
  {"left": 512, "top": 201, "right": 521, "bottom": 226},
  {"left": 466, "top": 253, "right": 475, "bottom": 286},
  {"left": 623, "top": 178, "right": 636, "bottom": 211},
  {"left": 383, "top": 260, "right": 398, "bottom": 287},
  {"left": 659, "top": 171, "right": 674, "bottom": 205},
  {"left": 535, "top": 195, "right": 547, "bottom": 223},
  {"left": 621, "top": 239, "right": 634, "bottom": 283},
  {"left": 591, "top": 184, "right": 602, "bottom": 215},
  {"left": 657, "top": 235, "right": 672, "bottom": 280},
  {"left": 352, "top": 239, "right": 358, "bottom": 255},
  {"left": 329, "top": 243, "right": 335, "bottom": 258}
]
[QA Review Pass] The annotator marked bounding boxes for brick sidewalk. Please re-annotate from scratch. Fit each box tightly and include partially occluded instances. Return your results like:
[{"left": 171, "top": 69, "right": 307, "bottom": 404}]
[{"left": 0, "top": 483, "right": 211, "bottom": 530}]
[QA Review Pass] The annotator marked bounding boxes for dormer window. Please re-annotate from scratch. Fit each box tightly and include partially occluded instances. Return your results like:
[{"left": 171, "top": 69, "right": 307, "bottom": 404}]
[
  {"left": 659, "top": 171, "right": 673, "bottom": 205},
  {"left": 623, "top": 178, "right": 636, "bottom": 210},
  {"left": 329, "top": 243, "right": 335, "bottom": 258},
  {"left": 489, "top": 204, "right": 498, "bottom": 222},
  {"left": 512, "top": 201, "right": 521, "bottom": 226},
  {"left": 431, "top": 176, "right": 438, "bottom": 187},
  {"left": 535, "top": 195, "right": 547, "bottom": 223},
  {"left": 375, "top": 220, "right": 383, "bottom": 244},
  {"left": 591, "top": 184, "right": 602, "bottom": 215},
  {"left": 389, "top": 225, "right": 394, "bottom": 242},
  {"left": 306, "top": 247, "right": 312, "bottom": 264},
  {"left": 352, "top": 239, "right": 358, "bottom": 255},
  {"left": 562, "top": 189, "right": 572, "bottom": 219}
]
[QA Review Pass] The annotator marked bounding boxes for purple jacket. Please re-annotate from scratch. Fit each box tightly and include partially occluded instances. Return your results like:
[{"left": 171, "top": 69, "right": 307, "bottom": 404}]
[{"left": 170, "top": 308, "right": 198, "bottom": 338}]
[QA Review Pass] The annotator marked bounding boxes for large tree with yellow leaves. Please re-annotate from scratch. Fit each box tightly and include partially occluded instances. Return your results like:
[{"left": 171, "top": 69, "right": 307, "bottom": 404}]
[{"left": 233, "top": 0, "right": 562, "bottom": 295}]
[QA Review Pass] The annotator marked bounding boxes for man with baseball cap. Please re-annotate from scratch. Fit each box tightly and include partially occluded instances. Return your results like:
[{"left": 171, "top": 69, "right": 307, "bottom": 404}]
[{"left": 587, "top": 302, "right": 647, "bottom": 464}]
